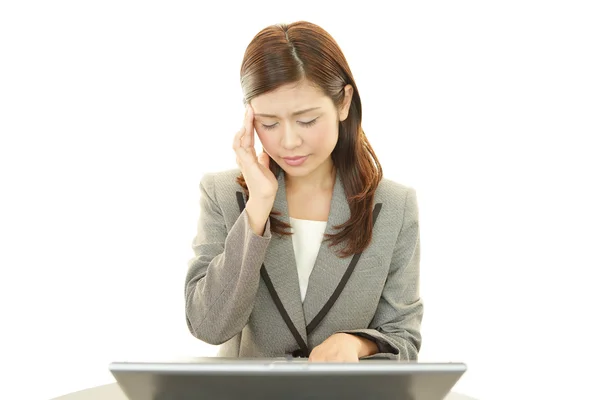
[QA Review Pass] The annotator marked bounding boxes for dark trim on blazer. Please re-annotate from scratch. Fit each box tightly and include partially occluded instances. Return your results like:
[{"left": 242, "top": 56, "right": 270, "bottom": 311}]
[
  {"left": 236, "top": 191, "right": 382, "bottom": 358},
  {"left": 306, "top": 202, "right": 382, "bottom": 335}
]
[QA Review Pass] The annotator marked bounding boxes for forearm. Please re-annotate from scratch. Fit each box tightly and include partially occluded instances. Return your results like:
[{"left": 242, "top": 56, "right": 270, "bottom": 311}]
[
  {"left": 344, "top": 333, "right": 379, "bottom": 358},
  {"left": 338, "top": 304, "right": 423, "bottom": 361},
  {"left": 185, "top": 209, "right": 271, "bottom": 344},
  {"left": 245, "top": 197, "right": 274, "bottom": 236}
]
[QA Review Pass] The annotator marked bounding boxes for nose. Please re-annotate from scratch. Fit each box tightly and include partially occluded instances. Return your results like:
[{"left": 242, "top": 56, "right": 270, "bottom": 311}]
[{"left": 280, "top": 122, "right": 302, "bottom": 150}]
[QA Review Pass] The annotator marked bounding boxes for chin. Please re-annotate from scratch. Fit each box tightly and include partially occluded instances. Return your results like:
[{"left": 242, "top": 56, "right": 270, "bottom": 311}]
[
  {"left": 276, "top": 161, "right": 313, "bottom": 177},
  {"left": 278, "top": 165, "right": 311, "bottom": 176}
]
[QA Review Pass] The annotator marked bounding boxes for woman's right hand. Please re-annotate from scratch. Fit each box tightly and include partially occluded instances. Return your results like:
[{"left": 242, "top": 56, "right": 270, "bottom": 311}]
[{"left": 233, "top": 105, "right": 279, "bottom": 202}]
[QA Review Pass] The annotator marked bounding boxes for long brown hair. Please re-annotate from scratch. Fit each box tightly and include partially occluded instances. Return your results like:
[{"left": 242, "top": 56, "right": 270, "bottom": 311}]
[{"left": 236, "top": 21, "right": 383, "bottom": 259}]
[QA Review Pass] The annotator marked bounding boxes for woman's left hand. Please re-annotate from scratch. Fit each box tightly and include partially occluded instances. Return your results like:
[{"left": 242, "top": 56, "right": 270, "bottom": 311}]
[{"left": 308, "top": 333, "right": 364, "bottom": 362}]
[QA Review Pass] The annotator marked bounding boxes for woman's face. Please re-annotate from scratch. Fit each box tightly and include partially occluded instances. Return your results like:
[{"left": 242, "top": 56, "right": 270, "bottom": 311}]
[{"left": 250, "top": 79, "right": 352, "bottom": 179}]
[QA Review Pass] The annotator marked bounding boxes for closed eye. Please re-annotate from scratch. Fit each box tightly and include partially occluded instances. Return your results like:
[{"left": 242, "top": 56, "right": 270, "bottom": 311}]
[{"left": 262, "top": 118, "right": 318, "bottom": 131}]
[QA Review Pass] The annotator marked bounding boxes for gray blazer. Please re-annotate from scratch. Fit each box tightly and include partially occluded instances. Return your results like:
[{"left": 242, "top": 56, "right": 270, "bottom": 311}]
[{"left": 184, "top": 168, "right": 423, "bottom": 360}]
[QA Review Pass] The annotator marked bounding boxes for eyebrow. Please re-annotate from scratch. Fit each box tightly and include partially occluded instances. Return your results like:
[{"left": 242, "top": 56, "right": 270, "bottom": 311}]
[{"left": 254, "top": 107, "right": 321, "bottom": 118}]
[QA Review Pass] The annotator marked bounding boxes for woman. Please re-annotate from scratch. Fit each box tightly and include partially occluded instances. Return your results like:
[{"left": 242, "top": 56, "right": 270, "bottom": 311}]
[{"left": 185, "top": 21, "right": 423, "bottom": 362}]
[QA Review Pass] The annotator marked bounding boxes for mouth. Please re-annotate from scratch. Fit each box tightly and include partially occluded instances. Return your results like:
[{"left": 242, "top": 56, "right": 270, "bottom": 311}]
[
  {"left": 283, "top": 156, "right": 308, "bottom": 161},
  {"left": 282, "top": 155, "right": 309, "bottom": 166}
]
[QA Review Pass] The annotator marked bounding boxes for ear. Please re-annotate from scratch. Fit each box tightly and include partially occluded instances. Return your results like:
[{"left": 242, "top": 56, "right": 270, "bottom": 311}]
[{"left": 338, "top": 84, "right": 354, "bottom": 122}]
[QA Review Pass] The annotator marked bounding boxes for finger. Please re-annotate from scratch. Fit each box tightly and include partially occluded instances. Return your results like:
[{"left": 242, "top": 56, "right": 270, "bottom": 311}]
[
  {"left": 234, "top": 142, "right": 255, "bottom": 167},
  {"left": 243, "top": 105, "right": 254, "bottom": 149},
  {"left": 257, "top": 150, "right": 270, "bottom": 169},
  {"left": 248, "top": 106, "right": 255, "bottom": 149},
  {"left": 308, "top": 349, "right": 320, "bottom": 362},
  {"left": 232, "top": 125, "right": 245, "bottom": 150}
]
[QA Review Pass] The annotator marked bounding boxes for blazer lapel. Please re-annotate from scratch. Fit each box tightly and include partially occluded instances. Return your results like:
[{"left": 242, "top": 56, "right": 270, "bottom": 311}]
[
  {"left": 238, "top": 168, "right": 381, "bottom": 352},
  {"left": 301, "top": 171, "right": 353, "bottom": 328},
  {"left": 260, "top": 170, "right": 308, "bottom": 346},
  {"left": 238, "top": 168, "right": 381, "bottom": 353}
]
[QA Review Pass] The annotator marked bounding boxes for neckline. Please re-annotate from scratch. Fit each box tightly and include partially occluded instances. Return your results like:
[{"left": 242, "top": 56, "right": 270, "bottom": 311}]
[{"left": 289, "top": 216, "right": 327, "bottom": 223}]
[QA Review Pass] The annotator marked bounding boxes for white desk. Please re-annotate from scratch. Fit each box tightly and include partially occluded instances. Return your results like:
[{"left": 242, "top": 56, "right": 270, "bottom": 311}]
[{"left": 53, "top": 382, "right": 477, "bottom": 400}]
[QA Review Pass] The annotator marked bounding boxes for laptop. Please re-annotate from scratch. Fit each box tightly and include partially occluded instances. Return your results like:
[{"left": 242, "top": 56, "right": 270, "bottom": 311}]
[{"left": 109, "top": 357, "right": 467, "bottom": 400}]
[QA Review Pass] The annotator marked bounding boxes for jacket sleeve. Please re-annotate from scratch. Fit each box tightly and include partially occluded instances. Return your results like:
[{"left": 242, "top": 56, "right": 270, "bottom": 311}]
[
  {"left": 338, "top": 187, "right": 423, "bottom": 360},
  {"left": 184, "top": 173, "right": 272, "bottom": 345}
]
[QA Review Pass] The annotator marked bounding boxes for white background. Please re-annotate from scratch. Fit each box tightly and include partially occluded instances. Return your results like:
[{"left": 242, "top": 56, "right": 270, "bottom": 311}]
[{"left": 1, "top": 1, "right": 599, "bottom": 399}]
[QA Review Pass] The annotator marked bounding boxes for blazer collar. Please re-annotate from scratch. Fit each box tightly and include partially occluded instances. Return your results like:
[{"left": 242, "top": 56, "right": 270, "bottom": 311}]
[{"left": 261, "top": 168, "right": 353, "bottom": 342}]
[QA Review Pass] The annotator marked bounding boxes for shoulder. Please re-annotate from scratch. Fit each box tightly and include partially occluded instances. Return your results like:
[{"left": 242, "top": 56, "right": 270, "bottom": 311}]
[
  {"left": 374, "top": 177, "right": 417, "bottom": 208},
  {"left": 372, "top": 177, "right": 419, "bottom": 228},
  {"left": 200, "top": 168, "right": 242, "bottom": 190},
  {"left": 199, "top": 168, "right": 243, "bottom": 204}
]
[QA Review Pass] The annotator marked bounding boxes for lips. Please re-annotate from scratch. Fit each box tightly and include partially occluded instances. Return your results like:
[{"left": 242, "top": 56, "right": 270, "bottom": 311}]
[
  {"left": 282, "top": 155, "right": 309, "bottom": 166},
  {"left": 283, "top": 156, "right": 307, "bottom": 160}
]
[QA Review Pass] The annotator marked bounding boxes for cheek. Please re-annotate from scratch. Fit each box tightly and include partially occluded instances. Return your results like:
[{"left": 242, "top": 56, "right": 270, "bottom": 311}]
[
  {"left": 307, "top": 124, "right": 338, "bottom": 149},
  {"left": 256, "top": 131, "right": 276, "bottom": 151}
]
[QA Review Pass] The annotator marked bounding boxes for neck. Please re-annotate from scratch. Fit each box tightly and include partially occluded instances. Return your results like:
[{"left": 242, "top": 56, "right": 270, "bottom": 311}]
[{"left": 285, "top": 159, "right": 336, "bottom": 192}]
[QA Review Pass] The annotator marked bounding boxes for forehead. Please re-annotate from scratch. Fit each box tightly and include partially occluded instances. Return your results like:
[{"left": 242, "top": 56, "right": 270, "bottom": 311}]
[{"left": 250, "top": 80, "right": 330, "bottom": 117}]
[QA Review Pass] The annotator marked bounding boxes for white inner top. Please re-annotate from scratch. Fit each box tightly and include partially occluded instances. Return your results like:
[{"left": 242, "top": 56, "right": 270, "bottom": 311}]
[{"left": 289, "top": 217, "right": 328, "bottom": 302}]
